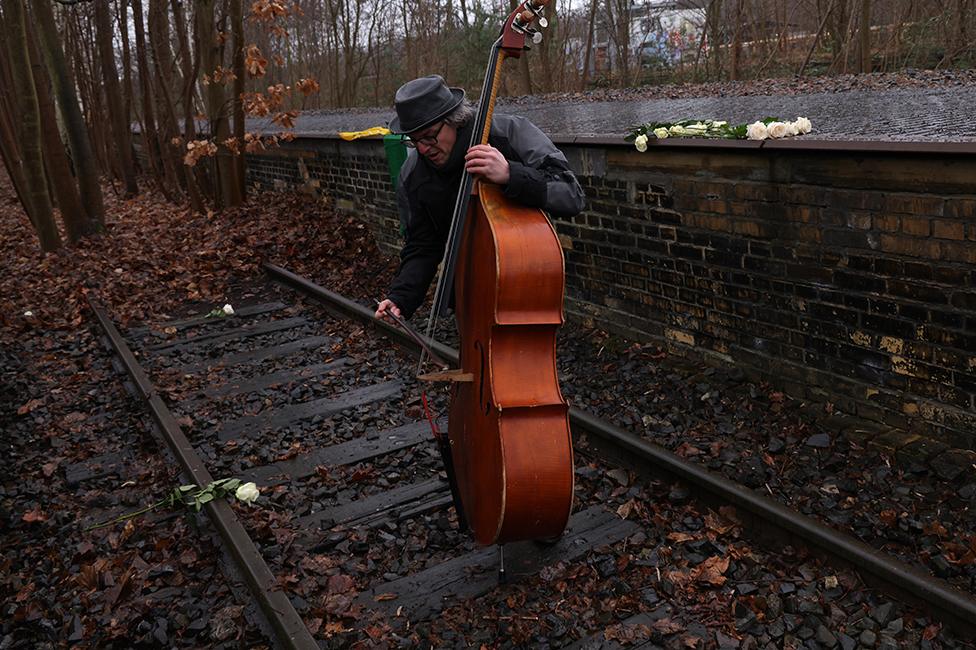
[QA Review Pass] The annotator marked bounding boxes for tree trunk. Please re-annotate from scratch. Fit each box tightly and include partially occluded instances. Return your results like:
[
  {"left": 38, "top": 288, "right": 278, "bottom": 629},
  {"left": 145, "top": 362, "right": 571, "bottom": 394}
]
[
  {"left": 6, "top": 0, "right": 61, "bottom": 251},
  {"left": 117, "top": 0, "right": 135, "bottom": 151},
  {"left": 149, "top": 0, "right": 193, "bottom": 199},
  {"left": 859, "top": 0, "right": 871, "bottom": 73},
  {"left": 579, "top": 0, "right": 597, "bottom": 90},
  {"left": 94, "top": 0, "right": 139, "bottom": 195},
  {"left": 230, "top": 0, "right": 246, "bottom": 203},
  {"left": 27, "top": 18, "right": 91, "bottom": 242},
  {"left": 34, "top": 0, "right": 105, "bottom": 225},
  {"left": 169, "top": 0, "right": 206, "bottom": 210},
  {"left": 196, "top": 0, "right": 239, "bottom": 208},
  {"left": 130, "top": 0, "right": 171, "bottom": 198}
]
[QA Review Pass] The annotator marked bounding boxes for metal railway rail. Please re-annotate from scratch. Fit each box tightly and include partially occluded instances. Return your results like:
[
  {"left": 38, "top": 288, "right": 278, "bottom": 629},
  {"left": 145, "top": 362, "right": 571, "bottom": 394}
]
[
  {"left": 263, "top": 262, "right": 976, "bottom": 640},
  {"left": 83, "top": 267, "right": 976, "bottom": 648}
]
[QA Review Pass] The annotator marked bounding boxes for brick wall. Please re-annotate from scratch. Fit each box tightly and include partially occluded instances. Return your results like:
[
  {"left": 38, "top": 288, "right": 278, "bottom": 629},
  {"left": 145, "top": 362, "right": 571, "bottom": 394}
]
[{"left": 246, "top": 138, "right": 976, "bottom": 450}]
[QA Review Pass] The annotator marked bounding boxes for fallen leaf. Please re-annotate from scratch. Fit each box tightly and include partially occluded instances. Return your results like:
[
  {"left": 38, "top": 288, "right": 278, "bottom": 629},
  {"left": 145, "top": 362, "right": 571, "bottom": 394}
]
[
  {"left": 651, "top": 618, "right": 684, "bottom": 634},
  {"left": 616, "top": 500, "right": 635, "bottom": 519},
  {"left": 693, "top": 555, "right": 730, "bottom": 586},
  {"left": 667, "top": 532, "right": 695, "bottom": 543},
  {"left": 374, "top": 593, "right": 398, "bottom": 601},
  {"left": 922, "top": 521, "right": 948, "bottom": 538},
  {"left": 17, "top": 399, "right": 44, "bottom": 415},
  {"left": 922, "top": 623, "right": 941, "bottom": 641},
  {"left": 21, "top": 509, "right": 47, "bottom": 523}
]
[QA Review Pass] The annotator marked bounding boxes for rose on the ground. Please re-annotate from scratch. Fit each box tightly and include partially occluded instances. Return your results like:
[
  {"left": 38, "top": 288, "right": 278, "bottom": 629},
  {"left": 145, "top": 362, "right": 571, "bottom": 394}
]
[
  {"left": 653, "top": 127, "right": 669, "bottom": 139},
  {"left": 634, "top": 134, "right": 648, "bottom": 152},
  {"left": 235, "top": 482, "right": 260, "bottom": 504},
  {"left": 222, "top": 304, "right": 235, "bottom": 315}
]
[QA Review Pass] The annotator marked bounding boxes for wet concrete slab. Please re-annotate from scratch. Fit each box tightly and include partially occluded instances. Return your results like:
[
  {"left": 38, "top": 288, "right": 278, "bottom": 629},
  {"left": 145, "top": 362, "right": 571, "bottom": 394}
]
[{"left": 250, "top": 86, "right": 976, "bottom": 142}]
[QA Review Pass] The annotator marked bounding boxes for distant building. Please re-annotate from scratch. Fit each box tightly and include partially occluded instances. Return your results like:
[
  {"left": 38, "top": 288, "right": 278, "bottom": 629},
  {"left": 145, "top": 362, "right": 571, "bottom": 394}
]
[{"left": 590, "top": 0, "right": 707, "bottom": 76}]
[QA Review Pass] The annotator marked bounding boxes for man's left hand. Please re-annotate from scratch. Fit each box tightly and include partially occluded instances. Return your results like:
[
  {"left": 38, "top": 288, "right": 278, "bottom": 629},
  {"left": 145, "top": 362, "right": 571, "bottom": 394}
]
[{"left": 464, "top": 145, "right": 510, "bottom": 185}]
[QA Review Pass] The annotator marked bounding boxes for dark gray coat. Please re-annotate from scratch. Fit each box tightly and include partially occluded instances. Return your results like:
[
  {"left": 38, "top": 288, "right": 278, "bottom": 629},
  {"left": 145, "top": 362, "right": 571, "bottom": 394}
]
[{"left": 388, "top": 114, "right": 585, "bottom": 319}]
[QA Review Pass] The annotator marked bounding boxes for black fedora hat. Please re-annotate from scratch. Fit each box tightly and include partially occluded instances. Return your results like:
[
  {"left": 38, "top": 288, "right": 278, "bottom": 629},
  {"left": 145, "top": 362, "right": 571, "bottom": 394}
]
[{"left": 389, "top": 75, "right": 465, "bottom": 135}]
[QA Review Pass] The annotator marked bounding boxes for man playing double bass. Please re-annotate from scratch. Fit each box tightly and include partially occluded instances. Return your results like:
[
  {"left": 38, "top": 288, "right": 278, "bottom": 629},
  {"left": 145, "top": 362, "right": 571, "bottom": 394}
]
[{"left": 374, "top": 75, "right": 586, "bottom": 321}]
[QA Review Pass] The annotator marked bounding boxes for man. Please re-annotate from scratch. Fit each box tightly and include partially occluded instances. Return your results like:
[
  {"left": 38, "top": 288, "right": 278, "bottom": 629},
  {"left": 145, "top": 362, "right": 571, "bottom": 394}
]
[{"left": 374, "top": 75, "right": 585, "bottom": 321}]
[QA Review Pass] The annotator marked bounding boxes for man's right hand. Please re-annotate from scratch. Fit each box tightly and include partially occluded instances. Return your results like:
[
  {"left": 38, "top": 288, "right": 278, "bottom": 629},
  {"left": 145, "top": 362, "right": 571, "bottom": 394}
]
[{"left": 375, "top": 299, "right": 402, "bottom": 321}]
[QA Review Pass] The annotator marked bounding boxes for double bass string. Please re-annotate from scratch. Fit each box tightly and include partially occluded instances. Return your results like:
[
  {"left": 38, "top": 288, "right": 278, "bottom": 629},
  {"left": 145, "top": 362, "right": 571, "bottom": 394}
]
[{"left": 419, "top": 37, "right": 504, "bottom": 377}]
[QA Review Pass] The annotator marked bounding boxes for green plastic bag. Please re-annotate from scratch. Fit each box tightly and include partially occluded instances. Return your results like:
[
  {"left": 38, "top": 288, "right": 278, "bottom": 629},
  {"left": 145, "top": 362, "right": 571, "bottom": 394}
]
[{"left": 383, "top": 134, "right": 407, "bottom": 190}]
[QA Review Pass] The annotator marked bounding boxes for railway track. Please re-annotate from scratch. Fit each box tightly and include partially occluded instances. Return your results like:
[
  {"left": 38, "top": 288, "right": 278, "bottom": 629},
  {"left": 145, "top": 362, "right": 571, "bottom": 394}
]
[{"left": 82, "top": 266, "right": 976, "bottom": 649}]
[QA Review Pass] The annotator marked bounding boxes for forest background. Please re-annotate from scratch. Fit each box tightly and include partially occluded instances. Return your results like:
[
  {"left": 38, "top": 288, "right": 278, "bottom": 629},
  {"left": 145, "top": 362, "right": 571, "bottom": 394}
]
[{"left": 0, "top": 0, "right": 974, "bottom": 252}]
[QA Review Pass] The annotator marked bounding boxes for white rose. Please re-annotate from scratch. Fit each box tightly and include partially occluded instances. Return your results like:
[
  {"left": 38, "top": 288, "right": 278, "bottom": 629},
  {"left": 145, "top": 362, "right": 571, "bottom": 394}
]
[
  {"left": 235, "top": 482, "right": 260, "bottom": 504},
  {"left": 222, "top": 304, "right": 235, "bottom": 316},
  {"left": 653, "top": 127, "right": 669, "bottom": 139},
  {"left": 669, "top": 125, "right": 688, "bottom": 137},
  {"left": 793, "top": 116, "right": 812, "bottom": 134},
  {"left": 24, "top": 310, "right": 33, "bottom": 317},
  {"left": 746, "top": 121, "right": 768, "bottom": 140},
  {"left": 767, "top": 121, "right": 790, "bottom": 138},
  {"left": 711, "top": 121, "right": 727, "bottom": 127},
  {"left": 787, "top": 122, "right": 799, "bottom": 136},
  {"left": 634, "top": 134, "right": 648, "bottom": 152}
]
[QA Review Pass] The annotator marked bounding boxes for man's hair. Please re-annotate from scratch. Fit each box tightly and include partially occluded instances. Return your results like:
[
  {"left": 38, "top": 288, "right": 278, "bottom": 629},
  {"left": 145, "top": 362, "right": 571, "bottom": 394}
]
[{"left": 443, "top": 100, "right": 476, "bottom": 129}]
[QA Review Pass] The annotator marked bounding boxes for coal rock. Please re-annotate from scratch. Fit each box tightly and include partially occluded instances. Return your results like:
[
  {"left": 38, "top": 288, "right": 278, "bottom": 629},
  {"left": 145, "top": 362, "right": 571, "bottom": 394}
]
[
  {"left": 736, "top": 610, "right": 759, "bottom": 634},
  {"left": 668, "top": 485, "right": 690, "bottom": 503},
  {"left": 870, "top": 602, "right": 894, "bottom": 626},
  {"left": 859, "top": 629, "right": 877, "bottom": 646},
  {"left": 815, "top": 625, "right": 837, "bottom": 647},
  {"left": 884, "top": 618, "right": 904, "bottom": 635},
  {"left": 768, "top": 437, "right": 785, "bottom": 454},
  {"left": 595, "top": 557, "right": 617, "bottom": 578},
  {"left": 641, "top": 588, "right": 660, "bottom": 605},
  {"left": 805, "top": 433, "right": 830, "bottom": 448},
  {"left": 878, "top": 635, "right": 899, "bottom": 650},
  {"left": 716, "top": 630, "right": 740, "bottom": 648},
  {"left": 838, "top": 632, "right": 857, "bottom": 650}
]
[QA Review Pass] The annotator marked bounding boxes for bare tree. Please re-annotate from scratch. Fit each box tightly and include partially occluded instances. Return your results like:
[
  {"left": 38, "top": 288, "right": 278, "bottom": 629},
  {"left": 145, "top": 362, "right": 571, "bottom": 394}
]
[
  {"left": 33, "top": 0, "right": 105, "bottom": 226},
  {"left": 4, "top": 0, "right": 61, "bottom": 251},
  {"left": 94, "top": 0, "right": 139, "bottom": 195}
]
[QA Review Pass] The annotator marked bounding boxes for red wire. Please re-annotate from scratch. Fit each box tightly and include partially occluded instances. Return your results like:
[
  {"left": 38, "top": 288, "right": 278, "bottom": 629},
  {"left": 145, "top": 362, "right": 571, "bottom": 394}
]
[{"left": 421, "top": 391, "right": 441, "bottom": 439}]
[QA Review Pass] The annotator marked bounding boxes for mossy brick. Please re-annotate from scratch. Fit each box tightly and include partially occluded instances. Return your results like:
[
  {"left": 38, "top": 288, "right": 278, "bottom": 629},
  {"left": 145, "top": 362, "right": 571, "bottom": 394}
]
[
  {"left": 929, "top": 449, "right": 976, "bottom": 482},
  {"left": 884, "top": 195, "right": 945, "bottom": 216},
  {"left": 945, "top": 198, "right": 976, "bottom": 219},
  {"left": 867, "top": 429, "right": 919, "bottom": 455},
  {"left": 896, "top": 437, "right": 949, "bottom": 465},
  {"left": 932, "top": 220, "right": 965, "bottom": 240}
]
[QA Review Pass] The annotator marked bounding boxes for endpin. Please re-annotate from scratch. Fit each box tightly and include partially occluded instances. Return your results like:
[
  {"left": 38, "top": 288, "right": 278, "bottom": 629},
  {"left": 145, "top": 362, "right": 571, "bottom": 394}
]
[{"left": 498, "top": 545, "right": 507, "bottom": 584}]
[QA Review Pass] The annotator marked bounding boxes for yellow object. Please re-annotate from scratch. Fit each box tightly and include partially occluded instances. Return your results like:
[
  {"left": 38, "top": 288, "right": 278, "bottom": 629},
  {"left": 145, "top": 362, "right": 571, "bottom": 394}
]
[{"left": 339, "top": 126, "right": 391, "bottom": 141}]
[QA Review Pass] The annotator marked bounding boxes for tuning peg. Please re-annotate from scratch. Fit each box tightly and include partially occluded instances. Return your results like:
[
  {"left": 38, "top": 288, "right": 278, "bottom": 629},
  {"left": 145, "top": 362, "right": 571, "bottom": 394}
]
[{"left": 528, "top": 28, "right": 543, "bottom": 44}]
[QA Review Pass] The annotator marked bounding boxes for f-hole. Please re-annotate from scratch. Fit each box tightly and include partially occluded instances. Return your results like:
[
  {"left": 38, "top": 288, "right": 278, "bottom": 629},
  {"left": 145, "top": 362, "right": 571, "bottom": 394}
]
[{"left": 475, "top": 340, "right": 490, "bottom": 415}]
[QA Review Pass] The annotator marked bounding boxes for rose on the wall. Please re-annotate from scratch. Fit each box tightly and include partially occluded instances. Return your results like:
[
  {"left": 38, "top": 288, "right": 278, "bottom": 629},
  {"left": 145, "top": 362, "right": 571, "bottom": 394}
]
[
  {"left": 746, "top": 121, "right": 769, "bottom": 140},
  {"left": 766, "top": 121, "right": 790, "bottom": 139},
  {"left": 628, "top": 116, "right": 813, "bottom": 148}
]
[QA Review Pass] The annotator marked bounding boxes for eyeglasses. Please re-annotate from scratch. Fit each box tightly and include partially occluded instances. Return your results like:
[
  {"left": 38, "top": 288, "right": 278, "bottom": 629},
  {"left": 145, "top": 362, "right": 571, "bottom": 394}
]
[{"left": 402, "top": 122, "right": 445, "bottom": 148}]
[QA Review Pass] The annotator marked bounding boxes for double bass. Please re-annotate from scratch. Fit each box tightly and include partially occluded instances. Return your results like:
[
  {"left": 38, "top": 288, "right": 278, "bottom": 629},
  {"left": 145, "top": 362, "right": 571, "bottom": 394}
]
[{"left": 422, "top": 0, "right": 574, "bottom": 547}]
